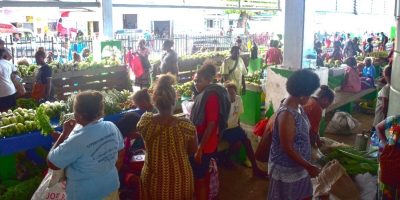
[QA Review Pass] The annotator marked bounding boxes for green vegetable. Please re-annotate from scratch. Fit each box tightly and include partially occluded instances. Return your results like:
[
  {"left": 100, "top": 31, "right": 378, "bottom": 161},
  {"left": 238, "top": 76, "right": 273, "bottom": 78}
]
[
  {"left": 16, "top": 98, "right": 37, "bottom": 109},
  {"left": 35, "top": 105, "right": 53, "bottom": 136},
  {"left": 325, "top": 147, "right": 379, "bottom": 175},
  {"left": 0, "top": 177, "right": 41, "bottom": 200}
]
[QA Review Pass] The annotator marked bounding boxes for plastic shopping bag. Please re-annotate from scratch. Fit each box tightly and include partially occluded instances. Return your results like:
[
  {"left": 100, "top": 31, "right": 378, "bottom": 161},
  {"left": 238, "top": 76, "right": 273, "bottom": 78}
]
[
  {"left": 31, "top": 169, "right": 66, "bottom": 200},
  {"left": 325, "top": 111, "right": 360, "bottom": 135}
]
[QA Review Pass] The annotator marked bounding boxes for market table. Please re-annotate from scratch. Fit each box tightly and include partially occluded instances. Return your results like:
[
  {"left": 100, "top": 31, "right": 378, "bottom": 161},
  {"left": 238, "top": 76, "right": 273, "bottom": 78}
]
[
  {"left": 0, "top": 109, "right": 140, "bottom": 181},
  {"left": 326, "top": 88, "right": 377, "bottom": 112}
]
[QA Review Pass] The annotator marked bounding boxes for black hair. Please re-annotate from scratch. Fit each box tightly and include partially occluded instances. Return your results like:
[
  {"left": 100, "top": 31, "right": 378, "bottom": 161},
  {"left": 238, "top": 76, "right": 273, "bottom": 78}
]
[
  {"left": 35, "top": 50, "right": 46, "bottom": 59},
  {"left": 132, "top": 89, "right": 151, "bottom": 105},
  {"left": 286, "top": 69, "right": 320, "bottom": 97},
  {"left": 74, "top": 90, "right": 104, "bottom": 121},
  {"left": 153, "top": 74, "right": 176, "bottom": 111},
  {"left": 230, "top": 46, "right": 240, "bottom": 55},
  {"left": 316, "top": 85, "right": 335, "bottom": 103},
  {"left": 367, "top": 38, "right": 373, "bottom": 43},
  {"left": 163, "top": 40, "right": 174, "bottom": 48},
  {"left": 197, "top": 61, "right": 217, "bottom": 81},
  {"left": 384, "top": 65, "right": 392, "bottom": 78},
  {"left": 345, "top": 57, "right": 357, "bottom": 67},
  {"left": 115, "top": 112, "right": 141, "bottom": 138}
]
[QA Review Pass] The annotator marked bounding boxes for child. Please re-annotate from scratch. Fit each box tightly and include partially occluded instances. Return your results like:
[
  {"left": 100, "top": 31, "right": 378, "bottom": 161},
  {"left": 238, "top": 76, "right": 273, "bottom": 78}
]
[
  {"left": 360, "top": 57, "right": 376, "bottom": 89},
  {"left": 132, "top": 89, "right": 154, "bottom": 115},
  {"left": 222, "top": 82, "right": 267, "bottom": 177},
  {"left": 373, "top": 65, "right": 392, "bottom": 126},
  {"left": 115, "top": 112, "right": 142, "bottom": 200}
]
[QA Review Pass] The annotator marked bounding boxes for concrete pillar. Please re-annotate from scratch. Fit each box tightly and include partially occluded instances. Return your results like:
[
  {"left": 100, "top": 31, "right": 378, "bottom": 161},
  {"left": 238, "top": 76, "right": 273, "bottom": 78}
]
[
  {"left": 282, "top": 0, "right": 305, "bottom": 70},
  {"left": 102, "top": 0, "right": 113, "bottom": 38},
  {"left": 388, "top": 13, "right": 400, "bottom": 116}
]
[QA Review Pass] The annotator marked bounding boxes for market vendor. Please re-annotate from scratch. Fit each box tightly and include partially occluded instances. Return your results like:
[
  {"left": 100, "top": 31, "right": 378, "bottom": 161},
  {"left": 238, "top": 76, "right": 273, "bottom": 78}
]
[
  {"left": 360, "top": 57, "right": 376, "bottom": 89},
  {"left": 303, "top": 85, "right": 335, "bottom": 147},
  {"left": 221, "top": 46, "right": 247, "bottom": 94},
  {"left": 32, "top": 50, "right": 53, "bottom": 102},
  {"left": 82, "top": 48, "right": 93, "bottom": 62},
  {"left": 160, "top": 39, "right": 178, "bottom": 77}
]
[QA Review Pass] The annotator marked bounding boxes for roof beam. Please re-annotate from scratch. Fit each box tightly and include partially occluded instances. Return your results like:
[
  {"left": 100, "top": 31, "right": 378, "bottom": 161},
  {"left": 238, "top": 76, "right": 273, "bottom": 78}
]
[
  {"left": 0, "top": 1, "right": 100, "bottom": 8},
  {"left": 112, "top": 4, "right": 280, "bottom": 11}
]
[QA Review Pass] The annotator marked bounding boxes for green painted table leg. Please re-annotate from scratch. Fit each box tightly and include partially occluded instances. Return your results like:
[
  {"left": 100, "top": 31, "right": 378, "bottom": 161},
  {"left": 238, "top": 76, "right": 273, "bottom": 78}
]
[
  {"left": 0, "top": 155, "right": 17, "bottom": 181},
  {"left": 231, "top": 145, "right": 247, "bottom": 164}
]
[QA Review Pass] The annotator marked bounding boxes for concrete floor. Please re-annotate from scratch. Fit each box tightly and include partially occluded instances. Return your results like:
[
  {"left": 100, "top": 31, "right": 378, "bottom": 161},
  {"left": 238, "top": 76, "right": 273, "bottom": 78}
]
[{"left": 217, "top": 110, "right": 374, "bottom": 200}]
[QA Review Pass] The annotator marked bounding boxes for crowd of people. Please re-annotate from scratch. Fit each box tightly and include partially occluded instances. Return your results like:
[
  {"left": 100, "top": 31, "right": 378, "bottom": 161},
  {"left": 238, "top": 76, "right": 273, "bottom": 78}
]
[{"left": 314, "top": 31, "right": 393, "bottom": 67}]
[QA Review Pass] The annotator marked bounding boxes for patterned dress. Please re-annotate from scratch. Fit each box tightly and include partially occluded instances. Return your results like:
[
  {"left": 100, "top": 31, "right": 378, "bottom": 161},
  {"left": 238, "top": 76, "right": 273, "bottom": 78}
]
[
  {"left": 137, "top": 112, "right": 196, "bottom": 200},
  {"left": 268, "top": 106, "right": 313, "bottom": 200},
  {"left": 378, "top": 115, "right": 400, "bottom": 200}
]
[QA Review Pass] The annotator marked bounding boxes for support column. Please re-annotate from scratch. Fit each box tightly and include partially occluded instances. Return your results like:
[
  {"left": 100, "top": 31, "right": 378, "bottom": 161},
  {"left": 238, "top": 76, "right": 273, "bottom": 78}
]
[
  {"left": 102, "top": 0, "right": 113, "bottom": 38},
  {"left": 282, "top": 0, "right": 305, "bottom": 70},
  {"left": 388, "top": 11, "right": 400, "bottom": 116}
]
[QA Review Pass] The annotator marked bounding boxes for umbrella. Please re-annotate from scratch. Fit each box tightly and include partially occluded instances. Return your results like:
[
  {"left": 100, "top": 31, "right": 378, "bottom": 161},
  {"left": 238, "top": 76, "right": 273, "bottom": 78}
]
[{"left": 0, "top": 22, "right": 17, "bottom": 33}]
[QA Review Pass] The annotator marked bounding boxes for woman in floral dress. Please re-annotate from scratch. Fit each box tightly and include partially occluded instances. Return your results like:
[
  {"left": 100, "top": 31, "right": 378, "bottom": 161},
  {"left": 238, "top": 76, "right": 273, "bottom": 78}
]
[{"left": 376, "top": 115, "right": 400, "bottom": 200}]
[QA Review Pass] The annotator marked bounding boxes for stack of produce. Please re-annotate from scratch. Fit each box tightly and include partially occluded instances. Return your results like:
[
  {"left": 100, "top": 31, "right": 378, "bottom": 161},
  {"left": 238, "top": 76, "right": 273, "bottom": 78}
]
[
  {"left": 245, "top": 71, "right": 262, "bottom": 86},
  {"left": 175, "top": 82, "right": 194, "bottom": 98},
  {"left": 18, "top": 60, "right": 122, "bottom": 78},
  {"left": 0, "top": 101, "right": 66, "bottom": 138},
  {"left": 322, "top": 147, "right": 378, "bottom": 176},
  {"left": 324, "top": 59, "right": 343, "bottom": 68},
  {"left": 151, "top": 50, "right": 230, "bottom": 67},
  {"left": 0, "top": 108, "right": 37, "bottom": 137},
  {"left": 65, "top": 89, "right": 131, "bottom": 116}
]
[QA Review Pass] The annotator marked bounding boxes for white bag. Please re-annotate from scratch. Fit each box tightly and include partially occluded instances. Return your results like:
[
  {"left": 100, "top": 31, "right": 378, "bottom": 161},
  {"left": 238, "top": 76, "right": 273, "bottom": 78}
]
[
  {"left": 354, "top": 173, "right": 377, "bottom": 200},
  {"left": 31, "top": 169, "right": 66, "bottom": 200},
  {"left": 325, "top": 111, "right": 360, "bottom": 135},
  {"left": 181, "top": 100, "right": 194, "bottom": 119}
]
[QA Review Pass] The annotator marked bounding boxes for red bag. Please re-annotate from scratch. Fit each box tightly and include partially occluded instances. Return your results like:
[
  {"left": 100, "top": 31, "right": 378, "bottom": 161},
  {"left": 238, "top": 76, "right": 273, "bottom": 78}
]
[
  {"left": 129, "top": 53, "right": 144, "bottom": 78},
  {"left": 253, "top": 118, "right": 269, "bottom": 137}
]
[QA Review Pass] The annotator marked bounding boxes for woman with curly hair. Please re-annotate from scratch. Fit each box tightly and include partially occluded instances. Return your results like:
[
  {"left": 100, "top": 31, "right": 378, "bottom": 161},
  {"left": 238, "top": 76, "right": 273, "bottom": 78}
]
[{"left": 268, "top": 69, "right": 321, "bottom": 200}]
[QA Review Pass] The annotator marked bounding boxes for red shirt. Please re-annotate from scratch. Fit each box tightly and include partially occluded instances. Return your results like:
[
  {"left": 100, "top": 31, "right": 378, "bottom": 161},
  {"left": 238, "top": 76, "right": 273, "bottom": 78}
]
[
  {"left": 265, "top": 48, "right": 283, "bottom": 65},
  {"left": 303, "top": 97, "right": 322, "bottom": 135},
  {"left": 196, "top": 93, "right": 220, "bottom": 154}
]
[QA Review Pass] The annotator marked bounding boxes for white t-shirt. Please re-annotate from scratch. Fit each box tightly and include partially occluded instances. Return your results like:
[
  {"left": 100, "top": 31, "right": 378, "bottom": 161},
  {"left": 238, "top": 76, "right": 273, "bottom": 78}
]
[
  {"left": 0, "top": 59, "right": 17, "bottom": 98},
  {"left": 227, "top": 95, "right": 244, "bottom": 129},
  {"left": 373, "top": 84, "right": 390, "bottom": 126}
]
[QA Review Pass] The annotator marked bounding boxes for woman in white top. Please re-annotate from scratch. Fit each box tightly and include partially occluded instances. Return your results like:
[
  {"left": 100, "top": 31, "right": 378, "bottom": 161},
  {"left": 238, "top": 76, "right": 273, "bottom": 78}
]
[{"left": 0, "top": 48, "right": 17, "bottom": 112}]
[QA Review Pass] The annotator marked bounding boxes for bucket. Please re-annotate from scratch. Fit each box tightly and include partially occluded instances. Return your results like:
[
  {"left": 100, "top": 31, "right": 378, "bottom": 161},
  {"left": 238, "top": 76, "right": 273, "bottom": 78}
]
[{"left": 354, "top": 131, "right": 369, "bottom": 151}]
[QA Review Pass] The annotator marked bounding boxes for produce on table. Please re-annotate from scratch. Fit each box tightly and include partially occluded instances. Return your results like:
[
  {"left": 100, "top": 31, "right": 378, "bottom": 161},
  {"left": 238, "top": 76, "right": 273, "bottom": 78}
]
[
  {"left": 322, "top": 147, "right": 378, "bottom": 175},
  {"left": 324, "top": 59, "right": 343, "bottom": 68},
  {"left": 368, "top": 51, "right": 389, "bottom": 59},
  {"left": 151, "top": 50, "right": 230, "bottom": 67},
  {"left": 35, "top": 105, "right": 54, "bottom": 136},
  {"left": 175, "top": 82, "right": 194, "bottom": 97},
  {"left": 244, "top": 71, "right": 262, "bottom": 85},
  {"left": 17, "top": 64, "right": 37, "bottom": 77},
  {"left": 65, "top": 89, "right": 131, "bottom": 116},
  {"left": 19, "top": 60, "right": 121, "bottom": 78},
  {"left": 41, "top": 101, "right": 66, "bottom": 119},
  {"left": 0, "top": 176, "right": 41, "bottom": 200},
  {"left": 15, "top": 98, "right": 37, "bottom": 109},
  {"left": 0, "top": 108, "right": 38, "bottom": 137}
]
